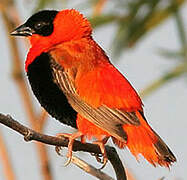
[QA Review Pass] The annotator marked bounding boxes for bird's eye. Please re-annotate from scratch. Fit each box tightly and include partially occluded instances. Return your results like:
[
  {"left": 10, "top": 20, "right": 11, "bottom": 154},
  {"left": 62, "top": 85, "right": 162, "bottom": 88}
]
[{"left": 34, "top": 22, "right": 46, "bottom": 30}]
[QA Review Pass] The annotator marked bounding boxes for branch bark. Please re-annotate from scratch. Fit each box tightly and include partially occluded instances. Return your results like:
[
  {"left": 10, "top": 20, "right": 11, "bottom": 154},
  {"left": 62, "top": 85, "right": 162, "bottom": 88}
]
[
  {"left": 0, "top": 113, "right": 126, "bottom": 180},
  {"left": 71, "top": 155, "right": 114, "bottom": 180},
  {"left": 0, "top": 130, "right": 16, "bottom": 180},
  {"left": 0, "top": 1, "right": 52, "bottom": 179}
]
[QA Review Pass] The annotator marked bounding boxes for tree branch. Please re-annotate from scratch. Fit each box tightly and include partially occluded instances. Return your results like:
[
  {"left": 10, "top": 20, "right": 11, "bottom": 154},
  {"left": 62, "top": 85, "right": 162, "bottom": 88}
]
[
  {"left": 0, "top": 1, "right": 53, "bottom": 179},
  {"left": 0, "top": 113, "right": 126, "bottom": 180},
  {"left": 93, "top": 0, "right": 108, "bottom": 16},
  {"left": 0, "top": 129, "right": 16, "bottom": 180},
  {"left": 140, "top": 62, "right": 187, "bottom": 98},
  {"left": 71, "top": 155, "right": 114, "bottom": 180}
]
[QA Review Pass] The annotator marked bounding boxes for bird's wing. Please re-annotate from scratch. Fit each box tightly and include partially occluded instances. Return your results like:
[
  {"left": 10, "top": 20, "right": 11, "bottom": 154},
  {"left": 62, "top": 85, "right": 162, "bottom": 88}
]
[{"left": 50, "top": 59, "right": 143, "bottom": 142}]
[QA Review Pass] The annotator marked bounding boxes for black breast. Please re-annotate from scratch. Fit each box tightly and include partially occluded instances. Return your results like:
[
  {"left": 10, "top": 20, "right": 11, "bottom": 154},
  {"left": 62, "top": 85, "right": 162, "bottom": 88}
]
[{"left": 27, "top": 53, "right": 77, "bottom": 128}]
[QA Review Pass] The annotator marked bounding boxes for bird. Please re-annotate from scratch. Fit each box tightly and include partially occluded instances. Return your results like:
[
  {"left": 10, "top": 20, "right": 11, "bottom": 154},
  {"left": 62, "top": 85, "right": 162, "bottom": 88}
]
[{"left": 11, "top": 9, "right": 176, "bottom": 168}]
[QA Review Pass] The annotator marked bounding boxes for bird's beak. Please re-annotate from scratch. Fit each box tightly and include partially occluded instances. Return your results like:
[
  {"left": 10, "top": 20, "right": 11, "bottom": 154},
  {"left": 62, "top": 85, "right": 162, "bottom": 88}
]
[{"left": 10, "top": 24, "right": 34, "bottom": 37}]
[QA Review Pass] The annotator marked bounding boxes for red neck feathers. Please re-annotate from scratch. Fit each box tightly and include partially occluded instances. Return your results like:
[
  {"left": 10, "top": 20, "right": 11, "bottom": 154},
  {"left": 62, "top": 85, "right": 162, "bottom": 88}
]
[{"left": 25, "top": 9, "right": 92, "bottom": 72}]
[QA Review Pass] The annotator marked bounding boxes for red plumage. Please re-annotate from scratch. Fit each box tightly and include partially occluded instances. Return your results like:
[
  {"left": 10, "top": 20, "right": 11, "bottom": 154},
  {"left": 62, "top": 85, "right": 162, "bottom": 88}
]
[{"left": 11, "top": 9, "right": 176, "bottom": 168}]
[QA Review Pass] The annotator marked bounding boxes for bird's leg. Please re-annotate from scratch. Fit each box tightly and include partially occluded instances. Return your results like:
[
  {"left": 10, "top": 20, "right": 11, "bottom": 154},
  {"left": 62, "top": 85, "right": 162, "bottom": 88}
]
[
  {"left": 55, "top": 131, "right": 83, "bottom": 166},
  {"left": 80, "top": 135, "right": 86, "bottom": 144},
  {"left": 55, "top": 133, "right": 72, "bottom": 156},
  {"left": 92, "top": 137, "right": 109, "bottom": 169}
]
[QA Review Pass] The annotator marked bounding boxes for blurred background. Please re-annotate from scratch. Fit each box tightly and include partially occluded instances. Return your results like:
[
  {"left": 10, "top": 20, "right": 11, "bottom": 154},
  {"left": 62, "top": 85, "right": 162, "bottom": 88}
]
[{"left": 0, "top": 0, "right": 187, "bottom": 180}]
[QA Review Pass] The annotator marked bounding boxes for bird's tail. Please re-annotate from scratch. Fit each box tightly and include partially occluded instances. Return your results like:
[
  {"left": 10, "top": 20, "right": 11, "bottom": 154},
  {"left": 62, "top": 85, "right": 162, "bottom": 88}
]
[{"left": 112, "top": 111, "right": 176, "bottom": 167}]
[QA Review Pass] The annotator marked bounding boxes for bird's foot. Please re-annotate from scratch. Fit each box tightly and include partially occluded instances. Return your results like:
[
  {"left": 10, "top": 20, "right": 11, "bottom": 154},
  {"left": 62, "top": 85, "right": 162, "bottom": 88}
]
[
  {"left": 93, "top": 139, "right": 108, "bottom": 169},
  {"left": 55, "top": 131, "right": 83, "bottom": 166}
]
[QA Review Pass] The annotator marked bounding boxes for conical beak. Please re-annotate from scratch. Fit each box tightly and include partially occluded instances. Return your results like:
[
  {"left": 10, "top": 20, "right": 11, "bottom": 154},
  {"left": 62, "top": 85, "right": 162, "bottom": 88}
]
[{"left": 10, "top": 24, "right": 34, "bottom": 37}]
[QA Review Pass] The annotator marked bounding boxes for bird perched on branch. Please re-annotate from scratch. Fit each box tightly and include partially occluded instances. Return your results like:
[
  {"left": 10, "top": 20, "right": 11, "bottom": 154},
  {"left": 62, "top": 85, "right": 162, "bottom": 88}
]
[{"left": 11, "top": 9, "right": 176, "bottom": 168}]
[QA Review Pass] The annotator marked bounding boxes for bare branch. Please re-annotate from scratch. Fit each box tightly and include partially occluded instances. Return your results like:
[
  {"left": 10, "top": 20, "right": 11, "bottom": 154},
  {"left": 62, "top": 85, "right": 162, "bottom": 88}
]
[
  {"left": 0, "top": 130, "right": 16, "bottom": 180},
  {"left": 0, "top": 113, "right": 126, "bottom": 180},
  {"left": 93, "top": 0, "right": 108, "bottom": 16},
  {"left": 71, "top": 155, "right": 114, "bottom": 180},
  {"left": 0, "top": 1, "right": 53, "bottom": 179},
  {"left": 140, "top": 62, "right": 187, "bottom": 98},
  {"left": 37, "top": 109, "right": 48, "bottom": 131}
]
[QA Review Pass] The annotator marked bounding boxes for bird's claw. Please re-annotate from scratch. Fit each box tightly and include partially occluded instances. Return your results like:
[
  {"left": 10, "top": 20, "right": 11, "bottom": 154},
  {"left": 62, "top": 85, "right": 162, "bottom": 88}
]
[
  {"left": 55, "top": 146, "right": 73, "bottom": 166},
  {"left": 55, "top": 146, "right": 63, "bottom": 156},
  {"left": 91, "top": 139, "right": 109, "bottom": 169},
  {"left": 91, "top": 152, "right": 108, "bottom": 169},
  {"left": 99, "top": 155, "right": 108, "bottom": 169},
  {"left": 64, "top": 157, "right": 72, "bottom": 167},
  {"left": 91, "top": 153, "right": 102, "bottom": 163},
  {"left": 55, "top": 132, "right": 83, "bottom": 167}
]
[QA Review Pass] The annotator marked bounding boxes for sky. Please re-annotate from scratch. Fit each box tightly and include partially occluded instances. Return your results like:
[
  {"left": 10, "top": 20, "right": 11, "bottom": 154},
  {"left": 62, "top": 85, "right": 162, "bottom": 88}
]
[{"left": 0, "top": 1, "right": 187, "bottom": 180}]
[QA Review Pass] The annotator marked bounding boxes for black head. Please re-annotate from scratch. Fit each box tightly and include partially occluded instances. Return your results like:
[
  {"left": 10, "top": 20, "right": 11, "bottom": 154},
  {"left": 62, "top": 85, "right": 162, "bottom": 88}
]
[{"left": 11, "top": 10, "right": 58, "bottom": 37}]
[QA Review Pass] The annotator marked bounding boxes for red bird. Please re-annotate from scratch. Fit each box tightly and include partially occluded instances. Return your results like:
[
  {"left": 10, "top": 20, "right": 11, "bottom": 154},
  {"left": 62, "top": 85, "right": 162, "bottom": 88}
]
[{"left": 11, "top": 9, "right": 176, "bottom": 167}]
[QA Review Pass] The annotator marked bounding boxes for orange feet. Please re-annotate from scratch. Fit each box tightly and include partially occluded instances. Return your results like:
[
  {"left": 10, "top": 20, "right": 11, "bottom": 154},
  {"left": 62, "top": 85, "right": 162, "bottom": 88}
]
[
  {"left": 56, "top": 132, "right": 109, "bottom": 169},
  {"left": 55, "top": 131, "right": 83, "bottom": 166},
  {"left": 92, "top": 137, "right": 109, "bottom": 169}
]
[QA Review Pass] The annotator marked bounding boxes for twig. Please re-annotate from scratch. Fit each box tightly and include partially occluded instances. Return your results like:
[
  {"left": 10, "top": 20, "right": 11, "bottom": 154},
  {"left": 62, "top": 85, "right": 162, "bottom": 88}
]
[
  {"left": 0, "top": 1, "right": 37, "bottom": 123},
  {"left": 71, "top": 155, "right": 114, "bottom": 180},
  {"left": 174, "top": 7, "right": 187, "bottom": 58},
  {"left": 0, "top": 1, "right": 53, "bottom": 179},
  {"left": 140, "top": 62, "right": 187, "bottom": 98},
  {"left": 36, "top": 143, "right": 52, "bottom": 180},
  {"left": 37, "top": 109, "right": 48, "bottom": 131},
  {"left": 126, "top": 168, "right": 137, "bottom": 180},
  {"left": 0, "top": 113, "right": 127, "bottom": 180},
  {"left": 106, "top": 146, "right": 126, "bottom": 180},
  {"left": 0, "top": 129, "right": 16, "bottom": 180},
  {"left": 93, "top": 0, "right": 107, "bottom": 16}
]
